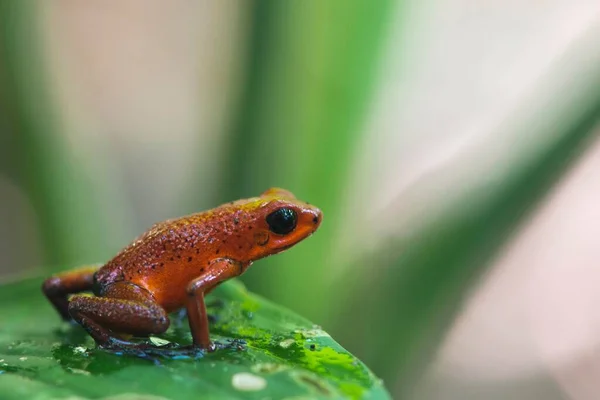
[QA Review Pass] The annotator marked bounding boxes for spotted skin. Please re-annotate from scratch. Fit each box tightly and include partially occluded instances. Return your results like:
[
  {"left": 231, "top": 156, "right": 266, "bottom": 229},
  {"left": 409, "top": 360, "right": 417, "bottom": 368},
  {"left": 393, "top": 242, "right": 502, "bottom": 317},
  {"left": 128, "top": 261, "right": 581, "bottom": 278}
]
[{"left": 42, "top": 188, "right": 322, "bottom": 350}]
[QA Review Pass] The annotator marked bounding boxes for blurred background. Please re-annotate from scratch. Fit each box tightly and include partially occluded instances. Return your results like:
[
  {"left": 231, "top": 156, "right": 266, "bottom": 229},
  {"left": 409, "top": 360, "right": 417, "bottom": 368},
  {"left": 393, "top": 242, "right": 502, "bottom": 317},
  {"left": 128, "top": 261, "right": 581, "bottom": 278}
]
[{"left": 1, "top": 1, "right": 600, "bottom": 399}]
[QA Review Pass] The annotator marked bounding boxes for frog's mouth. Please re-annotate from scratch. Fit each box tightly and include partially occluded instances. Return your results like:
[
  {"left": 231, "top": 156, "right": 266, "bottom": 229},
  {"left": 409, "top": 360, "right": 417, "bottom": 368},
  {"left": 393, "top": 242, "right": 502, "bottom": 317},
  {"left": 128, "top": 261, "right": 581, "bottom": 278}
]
[
  {"left": 273, "top": 243, "right": 295, "bottom": 252},
  {"left": 272, "top": 230, "right": 317, "bottom": 253}
]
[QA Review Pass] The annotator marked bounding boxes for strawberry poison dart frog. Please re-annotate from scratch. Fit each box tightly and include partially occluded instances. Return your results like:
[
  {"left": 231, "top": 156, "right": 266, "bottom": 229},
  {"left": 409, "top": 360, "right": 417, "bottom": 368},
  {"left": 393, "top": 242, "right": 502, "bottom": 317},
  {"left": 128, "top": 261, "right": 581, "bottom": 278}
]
[{"left": 42, "top": 188, "right": 322, "bottom": 350}]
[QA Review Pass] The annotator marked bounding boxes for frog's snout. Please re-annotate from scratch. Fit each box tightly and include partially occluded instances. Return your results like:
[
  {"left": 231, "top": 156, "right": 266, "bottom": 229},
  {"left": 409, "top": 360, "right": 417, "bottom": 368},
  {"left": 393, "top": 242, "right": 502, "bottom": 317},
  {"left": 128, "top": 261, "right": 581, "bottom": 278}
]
[
  {"left": 302, "top": 206, "right": 323, "bottom": 233},
  {"left": 312, "top": 209, "right": 322, "bottom": 227}
]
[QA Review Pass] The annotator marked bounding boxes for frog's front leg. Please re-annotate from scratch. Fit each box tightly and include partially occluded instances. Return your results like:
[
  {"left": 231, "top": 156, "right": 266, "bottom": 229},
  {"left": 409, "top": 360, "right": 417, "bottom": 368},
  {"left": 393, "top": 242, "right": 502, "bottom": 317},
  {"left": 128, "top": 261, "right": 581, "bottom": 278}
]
[
  {"left": 42, "top": 265, "right": 100, "bottom": 321},
  {"left": 174, "top": 301, "right": 223, "bottom": 327},
  {"left": 68, "top": 281, "right": 170, "bottom": 347},
  {"left": 186, "top": 258, "right": 241, "bottom": 350}
]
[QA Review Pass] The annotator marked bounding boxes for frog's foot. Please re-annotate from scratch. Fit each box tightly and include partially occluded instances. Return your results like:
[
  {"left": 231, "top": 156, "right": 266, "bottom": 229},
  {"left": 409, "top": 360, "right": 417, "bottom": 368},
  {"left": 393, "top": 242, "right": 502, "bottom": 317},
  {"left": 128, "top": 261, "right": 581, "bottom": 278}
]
[
  {"left": 100, "top": 337, "right": 203, "bottom": 359},
  {"left": 97, "top": 337, "right": 247, "bottom": 361},
  {"left": 99, "top": 336, "right": 153, "bottom": 351}
]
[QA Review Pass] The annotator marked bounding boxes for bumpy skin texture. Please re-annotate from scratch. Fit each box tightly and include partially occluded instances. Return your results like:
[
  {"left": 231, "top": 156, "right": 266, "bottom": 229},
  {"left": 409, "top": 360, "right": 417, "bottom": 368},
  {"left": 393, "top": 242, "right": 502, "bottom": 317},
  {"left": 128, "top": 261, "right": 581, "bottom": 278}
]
[{"left": 42, "top": 188, "right": 322, "bottom": 350}]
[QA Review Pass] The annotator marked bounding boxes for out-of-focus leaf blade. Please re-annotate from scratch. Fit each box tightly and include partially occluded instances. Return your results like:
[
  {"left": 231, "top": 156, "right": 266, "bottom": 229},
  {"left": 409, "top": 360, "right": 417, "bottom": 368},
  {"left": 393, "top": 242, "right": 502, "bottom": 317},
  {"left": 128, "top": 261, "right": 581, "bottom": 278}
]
[
  {"left": 336, "top": 25, "right": 600, "bottom": 396},
  {"left": 0, "top": 1, "right": 122, "bottom": 268},
  {"left": 203, "top": 0, "right": 395, "bottom": 321}
]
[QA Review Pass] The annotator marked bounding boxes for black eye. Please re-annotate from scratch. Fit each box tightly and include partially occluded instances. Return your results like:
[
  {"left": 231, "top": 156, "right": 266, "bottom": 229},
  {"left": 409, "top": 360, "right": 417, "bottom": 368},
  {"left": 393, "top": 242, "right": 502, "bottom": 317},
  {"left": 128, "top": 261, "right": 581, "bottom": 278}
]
[{"left": 266, "top": 208, "right": 297, "bottom": 235}]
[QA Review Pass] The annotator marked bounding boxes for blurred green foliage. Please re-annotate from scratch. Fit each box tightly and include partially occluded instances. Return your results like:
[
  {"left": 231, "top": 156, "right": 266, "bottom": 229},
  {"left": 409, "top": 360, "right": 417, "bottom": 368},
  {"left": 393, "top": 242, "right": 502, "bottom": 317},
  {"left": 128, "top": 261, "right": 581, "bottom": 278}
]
[
  {"left": 0, "top": 1, "right": 122, "bottom": 268},
  {"left": 334, "top": 27, "right": 600, "bottom": 395},
  {"left": 213, "top": 0, "right": 394, "bottom": 321}
]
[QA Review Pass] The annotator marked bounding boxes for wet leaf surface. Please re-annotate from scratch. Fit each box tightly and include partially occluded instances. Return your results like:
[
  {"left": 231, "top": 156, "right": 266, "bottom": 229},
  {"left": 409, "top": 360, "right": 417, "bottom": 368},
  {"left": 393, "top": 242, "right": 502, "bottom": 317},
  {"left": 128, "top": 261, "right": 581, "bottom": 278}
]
[{"left": 0, "top": 277, "right": 389, "bottom": 399}]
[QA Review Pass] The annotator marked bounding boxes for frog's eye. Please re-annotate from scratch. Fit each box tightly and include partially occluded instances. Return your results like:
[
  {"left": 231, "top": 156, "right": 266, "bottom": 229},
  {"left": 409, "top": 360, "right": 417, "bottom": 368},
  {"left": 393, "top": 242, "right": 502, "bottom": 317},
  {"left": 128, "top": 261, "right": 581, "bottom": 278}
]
[{"left": 266, "top": 208, "right": 297, "bottom": 235}]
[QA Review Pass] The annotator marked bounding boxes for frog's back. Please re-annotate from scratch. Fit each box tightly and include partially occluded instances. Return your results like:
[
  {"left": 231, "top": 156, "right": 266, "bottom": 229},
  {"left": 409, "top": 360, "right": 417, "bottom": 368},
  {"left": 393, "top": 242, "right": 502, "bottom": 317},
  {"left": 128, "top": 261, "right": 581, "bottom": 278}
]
[
  {"left": 94, "top": 204, "right": 246, "bottom": 311},
  {"left": 95, "top": 211, "right": 215, "bottom": 288}
]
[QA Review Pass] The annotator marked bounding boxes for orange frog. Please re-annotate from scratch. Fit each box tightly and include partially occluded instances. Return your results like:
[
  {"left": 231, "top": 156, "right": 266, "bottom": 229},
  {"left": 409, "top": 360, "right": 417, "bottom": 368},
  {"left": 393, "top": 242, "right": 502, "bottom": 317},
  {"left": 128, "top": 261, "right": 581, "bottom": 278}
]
[{"left": 42, "top": 188, "right": 322, "bottom": 350}]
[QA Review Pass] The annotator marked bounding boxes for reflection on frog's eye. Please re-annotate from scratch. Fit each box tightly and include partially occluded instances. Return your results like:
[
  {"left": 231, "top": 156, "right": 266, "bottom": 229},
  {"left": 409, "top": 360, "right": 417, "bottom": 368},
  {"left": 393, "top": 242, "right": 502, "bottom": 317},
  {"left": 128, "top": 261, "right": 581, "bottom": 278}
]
[{"left": 266, "top": 208, "right": 297, "bottom": 235}]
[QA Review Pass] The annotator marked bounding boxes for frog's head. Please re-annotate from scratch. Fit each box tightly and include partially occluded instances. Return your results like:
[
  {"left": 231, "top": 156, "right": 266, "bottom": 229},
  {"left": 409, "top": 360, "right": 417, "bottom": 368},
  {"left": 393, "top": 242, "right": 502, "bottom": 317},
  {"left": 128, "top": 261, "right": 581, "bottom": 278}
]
[{"left": 244, "top": 188, "right": 322, "bottom": 261}]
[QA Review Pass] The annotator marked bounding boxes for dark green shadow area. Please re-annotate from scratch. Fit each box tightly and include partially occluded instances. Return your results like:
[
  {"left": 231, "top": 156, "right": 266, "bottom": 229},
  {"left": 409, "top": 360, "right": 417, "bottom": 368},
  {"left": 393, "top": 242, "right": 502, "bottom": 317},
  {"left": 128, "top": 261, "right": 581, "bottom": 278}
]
[{"left": 0, "top": 277, "right": 389, "bottom": 400}]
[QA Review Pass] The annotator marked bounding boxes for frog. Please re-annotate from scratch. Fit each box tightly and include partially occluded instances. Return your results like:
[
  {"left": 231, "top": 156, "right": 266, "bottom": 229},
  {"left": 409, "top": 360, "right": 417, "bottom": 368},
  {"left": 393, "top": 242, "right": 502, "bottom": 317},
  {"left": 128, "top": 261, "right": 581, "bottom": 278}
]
[{"left": 42, "top": 188, "right": 322, "bottom": 351}]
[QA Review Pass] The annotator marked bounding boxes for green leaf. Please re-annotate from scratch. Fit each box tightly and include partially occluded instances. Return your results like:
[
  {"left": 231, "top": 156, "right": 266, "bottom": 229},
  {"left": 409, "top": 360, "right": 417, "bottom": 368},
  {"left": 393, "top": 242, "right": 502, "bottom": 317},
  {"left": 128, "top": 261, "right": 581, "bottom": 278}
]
[{"left": 0, "top": 277, "right": 389, "bottom": 400}]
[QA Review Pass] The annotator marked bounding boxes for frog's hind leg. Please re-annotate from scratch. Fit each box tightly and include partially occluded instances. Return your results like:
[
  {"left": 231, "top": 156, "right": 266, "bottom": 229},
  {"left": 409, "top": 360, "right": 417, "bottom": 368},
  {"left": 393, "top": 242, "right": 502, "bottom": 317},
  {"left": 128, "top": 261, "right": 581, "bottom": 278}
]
[
  {"left": 68, "top": 281, "right": 170, "bottom": 347},
  {"left": 42, "top": 265, "right": 100, "bottom": 321}
]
